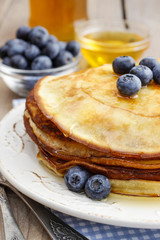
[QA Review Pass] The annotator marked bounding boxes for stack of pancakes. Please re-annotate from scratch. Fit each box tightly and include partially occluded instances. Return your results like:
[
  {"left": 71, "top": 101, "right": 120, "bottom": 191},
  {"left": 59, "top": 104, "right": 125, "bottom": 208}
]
[{"left": 24, "top": 64, "right": 160, "bottom": 196}]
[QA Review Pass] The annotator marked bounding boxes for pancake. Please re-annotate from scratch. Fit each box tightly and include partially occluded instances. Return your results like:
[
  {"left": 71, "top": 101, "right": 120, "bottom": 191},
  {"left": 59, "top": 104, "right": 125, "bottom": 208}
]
[
  {"left": 23, "top": 63, "right": 160, "bottom": 197},
  {"left": 34, "top": 64, "right": 160, "bottom": 159},
  {"left": 27, "top": 90, "right": 160, "bottom": 162},
  {"left": 26, "top": 90, "right": 110, "bottom": 159},
  {"left": 24, "top": 93, "right": 160, "bottom": 169},
  {"left": 37, "top": 150, "right": 160, "bottom": 197},
  {"left": 24, "top": 109, "right": 160, "bottom": 179}
]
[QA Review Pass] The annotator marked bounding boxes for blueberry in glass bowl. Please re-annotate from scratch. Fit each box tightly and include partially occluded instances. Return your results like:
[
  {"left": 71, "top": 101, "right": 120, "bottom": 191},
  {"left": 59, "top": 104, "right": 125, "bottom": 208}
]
[
  {"left": 0, "top": 57, "right": 80, "bottom": 97},
  {"left": 0, "top": 25, "right": 81, "bottom": 97}
]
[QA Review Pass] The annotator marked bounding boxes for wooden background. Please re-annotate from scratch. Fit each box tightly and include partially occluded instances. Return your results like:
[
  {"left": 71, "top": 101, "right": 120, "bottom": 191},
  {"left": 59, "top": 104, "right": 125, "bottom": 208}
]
[{"left": 1, "top": 0, "right": 160, "bottom": 239}]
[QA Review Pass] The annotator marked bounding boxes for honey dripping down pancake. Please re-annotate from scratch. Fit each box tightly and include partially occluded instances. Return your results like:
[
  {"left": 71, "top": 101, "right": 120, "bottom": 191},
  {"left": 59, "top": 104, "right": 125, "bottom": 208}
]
[{"left": 24, "top": 63, "right": 160, "bottom": 196}]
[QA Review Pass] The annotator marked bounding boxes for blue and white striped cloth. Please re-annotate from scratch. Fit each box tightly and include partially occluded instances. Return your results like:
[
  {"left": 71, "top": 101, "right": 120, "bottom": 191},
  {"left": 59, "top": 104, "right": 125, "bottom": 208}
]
[{"left": 53, "top": 210, "right": 160, "bottom": 240}]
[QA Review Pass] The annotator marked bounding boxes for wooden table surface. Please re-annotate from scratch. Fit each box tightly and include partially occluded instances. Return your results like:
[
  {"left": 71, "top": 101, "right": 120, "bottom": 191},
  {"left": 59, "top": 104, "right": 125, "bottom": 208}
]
[{"left": 1, "top": 0, "right": 160, "bottom": 239}]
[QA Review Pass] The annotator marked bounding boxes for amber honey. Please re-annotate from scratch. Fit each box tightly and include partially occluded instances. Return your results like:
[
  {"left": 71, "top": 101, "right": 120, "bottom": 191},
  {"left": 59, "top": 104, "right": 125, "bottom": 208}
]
[
  {"left": 29, "top": 0, "right": 87, "bottom": 41},
  {"left": 77, "top": 30, "right": 150, "bottom": 67}
]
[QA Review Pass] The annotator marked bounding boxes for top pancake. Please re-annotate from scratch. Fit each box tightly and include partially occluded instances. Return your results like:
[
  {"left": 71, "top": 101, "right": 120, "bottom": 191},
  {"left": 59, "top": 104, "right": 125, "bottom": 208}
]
[{"left": 34, "top": 64, "right": 160, "bottom": 158}]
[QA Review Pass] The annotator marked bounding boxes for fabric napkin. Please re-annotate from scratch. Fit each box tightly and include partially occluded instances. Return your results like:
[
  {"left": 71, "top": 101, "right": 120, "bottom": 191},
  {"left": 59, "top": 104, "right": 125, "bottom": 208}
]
[
  {"left": 53, "top": 210, "right": 160, "bottom": 240},
  {"left": 12, "top": 98, "right": 160, "bottom": 240}
]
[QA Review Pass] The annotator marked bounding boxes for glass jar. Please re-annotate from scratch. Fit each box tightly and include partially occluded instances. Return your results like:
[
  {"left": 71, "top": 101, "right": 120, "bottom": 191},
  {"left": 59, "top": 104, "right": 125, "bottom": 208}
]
[{"left": 28, "top": 0, "right": 88, "bottom": 41}]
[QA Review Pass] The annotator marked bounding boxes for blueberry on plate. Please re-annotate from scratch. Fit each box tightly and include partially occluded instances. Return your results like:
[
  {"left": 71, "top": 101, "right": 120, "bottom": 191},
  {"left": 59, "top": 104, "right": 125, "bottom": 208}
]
[
  {"left": 10, "top": 54, "right": 28, "bottom": 69},
  {"left": 7, "top": 39, "right": 28, "bottom": 57},
  {"left": 85, "top": 175, "right": 111, "bottom": 200},
  {"left": 53, "top": 50, "right": 73, "bottom": 67},
  {"left": 152, "top": 64, "right": 160, "bottom": 84},
  {"left": 3, "top": 57, "right": 11, "bottom": 66},
  {"left": 129, "top": 65, "right": 153, "bottom": 86},
  {"left": 28, "top": 26, "right": 49, "bottom": 48},
  {"left": 24, "top": 44, "right": 40, "bottom": 60},
  {"left": 0, "top": 45, "right": 8, "bottom": 59},
  {"left": 139, "top": 57, "right": 159, "bottom": 70},
  {"left": 31, "top": 55, "right": 52, "bottom": 70},
  {"left": 64, "top": 166, "right": 90, "bottom": 193},
  {"left": 42, "top": 42, "right": 60, "bottom": 59},
  {"left": 66, "top": 40, "right": 80, "bottom": 57},
  {"left": 16, "top": 26, "right": 31, "bottom": 40},
  {"left": 112, "top": 56, "right": 136, "bottom": 74},
  {"left": 117, "top": 74, "right": 141, "bottom": 96}
]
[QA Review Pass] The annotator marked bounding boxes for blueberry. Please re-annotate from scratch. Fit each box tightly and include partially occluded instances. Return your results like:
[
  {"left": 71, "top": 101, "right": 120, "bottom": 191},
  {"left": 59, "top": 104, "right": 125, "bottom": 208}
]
[
  {"left": 3, "top": 57, "right": 11, "bottom": 66},
  {"left": 0, "top": 45, "right": 8, "bottom": 59},
  {"left": 24, "top": 44, "right": 40, "bottom": 60},
  {"left": 53, "top": 50, "right": 73, "bottom": 67},
  {"left": 85, "top": 175, "right": 111, "bottom": 200},
  {"left": 129, "top": 65, "right": 153, "bottom": 86},
  {"left": 139, "top": 57, "right": 159, "bottom": 70},
  {"left": 117, "top": 74, "right": 141, "bottom": 96},
  {"left": 28, "top": 26, "right": 49, "bottom": 48},
  {"left": 5, "top": 39, "right": 14, "bottom": 46},
  {"left": 6, "top": 39, "right": 28, "bottom": 47},
  {"left": 112, "top": 56, "right": 136, "bottom": 74},
  {"left": 10, "top": 54, "right": 28, "bottom": 69},
  {"left": 31, "top": 55, "right": 52, "bottom": 70},
  {"left": 42, "top": 42, "right": 60, "bottom": 59},
  {"left": 59, "top": 41, "right": 67, "bottom": 51},
  {"left": 64, "top": 166, "right": 90, "bottom": 193},
  {"left": 7, "top": 39, "right": 28, "bottom": 56},
  {"left": 66, "top": 40, "right": 80, "bottom": 57},
  {"left": 16, "top": 26, "right": 31, "bottom": 40},
  {"left": 47, "top": 35, "right": 58, "bottom": 44},
  {"left": 152, "top": 64, "right": 160, "bottom": 84}
]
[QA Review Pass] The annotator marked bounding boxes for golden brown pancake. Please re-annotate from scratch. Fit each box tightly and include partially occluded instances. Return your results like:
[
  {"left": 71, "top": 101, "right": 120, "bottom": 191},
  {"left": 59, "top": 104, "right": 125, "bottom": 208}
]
[
  {"left": 23, "top": 64, "right": 160, "bottom": 197},
  {"left": 24, "top": 109, "right": 160, "bottom": 180},
  {"left": 24, "top": 103, "right": 160, "bottom": 196},
  {"left": 26, "top": 90, "right": 160, "bottom": 161},
  {"left": 34, "top": 65, "right": 160, "bottom": 159},
  {"left": 24, "top": 98, "right": 160, "bottom": 170},
  {"left": 26, "top": 90, "right": 110, "bottom": 159},
  {"left": 37, "top": 149, "right": 160, "bottom": 197}
]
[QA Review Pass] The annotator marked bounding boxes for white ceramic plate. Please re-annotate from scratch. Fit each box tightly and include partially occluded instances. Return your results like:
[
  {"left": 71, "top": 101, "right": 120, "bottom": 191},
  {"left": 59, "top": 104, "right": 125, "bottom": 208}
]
[{"left": 1, "top": 103, "right": 160, "bottom": 229}]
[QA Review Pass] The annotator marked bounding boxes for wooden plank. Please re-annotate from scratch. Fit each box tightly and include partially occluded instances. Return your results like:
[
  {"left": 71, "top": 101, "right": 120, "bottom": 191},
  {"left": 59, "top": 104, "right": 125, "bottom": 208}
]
[
  {"left": 0, "top": 80, "right": 18, "bottom": 120},
  {"left": 0, "top": 189, "right": 51, "bottom": 240},
  {"left": 0, "top": 0, "right": 29, "bottom": 45},
  {"left": 88, "top": 0, "right": 122, "bottom": 19},
  {"left": 125, "top": 0, "right": 160, "bottom": 58}
]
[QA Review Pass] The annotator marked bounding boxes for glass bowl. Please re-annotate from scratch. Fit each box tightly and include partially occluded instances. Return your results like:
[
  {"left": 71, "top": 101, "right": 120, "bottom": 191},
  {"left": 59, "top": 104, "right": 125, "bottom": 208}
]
[
  {"left": 0, "top": 54, "right": 81, "bottom": 97},
  {"left": 75, "top": 19, "right": 150, "bottom": 67}
]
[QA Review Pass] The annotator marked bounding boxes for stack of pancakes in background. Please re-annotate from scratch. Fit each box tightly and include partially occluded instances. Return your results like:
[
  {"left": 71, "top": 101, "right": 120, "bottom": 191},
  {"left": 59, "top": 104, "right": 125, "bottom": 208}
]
[{"left": 24, "top": 64, "right": 160, "bottom": 197}]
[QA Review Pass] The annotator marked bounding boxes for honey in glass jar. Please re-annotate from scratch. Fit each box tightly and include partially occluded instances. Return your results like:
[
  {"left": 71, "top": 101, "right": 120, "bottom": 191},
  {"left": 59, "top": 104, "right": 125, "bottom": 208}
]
[
  {"left": 29, "top": 0, "right": 88, "bottom": 41},
  {"left": 75, "top": 20, "right": 150, "bottom": 66}
]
